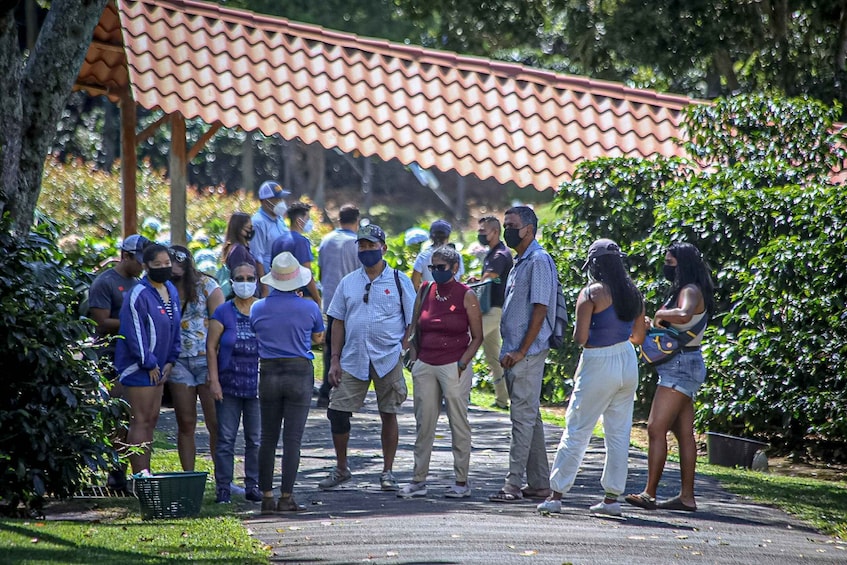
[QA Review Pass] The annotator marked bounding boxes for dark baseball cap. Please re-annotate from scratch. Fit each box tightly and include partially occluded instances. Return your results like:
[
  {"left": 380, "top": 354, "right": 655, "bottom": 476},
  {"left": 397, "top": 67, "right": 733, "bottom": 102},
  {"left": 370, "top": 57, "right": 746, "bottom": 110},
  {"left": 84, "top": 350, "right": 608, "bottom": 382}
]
[
  {"left": 582, "top": 238, "right": 625, "bottom": 270},
  {"left": 356, "top": 224, "right": 386, "bottom": 243},
  {"left": 430, "top": 219, "right": 452, "bottom": 236}
]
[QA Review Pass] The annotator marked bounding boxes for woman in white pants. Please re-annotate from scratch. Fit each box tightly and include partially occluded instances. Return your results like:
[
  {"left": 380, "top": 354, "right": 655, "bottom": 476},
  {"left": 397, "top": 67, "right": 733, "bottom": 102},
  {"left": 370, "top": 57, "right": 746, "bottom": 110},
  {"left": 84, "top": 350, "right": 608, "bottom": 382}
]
[{"left": 537, "top": 239, "right": 646, "bottom": 516}]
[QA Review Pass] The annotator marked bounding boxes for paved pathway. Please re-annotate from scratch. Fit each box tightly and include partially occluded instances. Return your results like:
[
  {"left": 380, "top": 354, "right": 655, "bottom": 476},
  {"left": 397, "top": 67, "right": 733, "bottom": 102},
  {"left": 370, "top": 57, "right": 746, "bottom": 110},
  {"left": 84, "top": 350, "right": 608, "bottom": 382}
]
[{"left": 224, "top": 392, "right": 846, "bottom": 564}]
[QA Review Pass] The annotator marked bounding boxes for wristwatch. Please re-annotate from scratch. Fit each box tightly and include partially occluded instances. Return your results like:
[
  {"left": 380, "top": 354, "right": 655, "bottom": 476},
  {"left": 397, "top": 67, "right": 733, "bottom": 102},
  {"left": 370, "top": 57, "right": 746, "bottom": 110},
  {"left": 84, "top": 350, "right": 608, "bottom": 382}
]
[{"left": 457, "top": 360, "right": 468, "bottom": 371}]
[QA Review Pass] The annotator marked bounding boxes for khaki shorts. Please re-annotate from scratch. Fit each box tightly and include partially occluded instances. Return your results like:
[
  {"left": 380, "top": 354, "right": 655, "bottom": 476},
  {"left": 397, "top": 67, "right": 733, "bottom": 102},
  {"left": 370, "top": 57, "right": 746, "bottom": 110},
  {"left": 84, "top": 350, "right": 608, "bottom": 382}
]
[{"left": 329, "top": 359, "right": 407, "bottom": 414}]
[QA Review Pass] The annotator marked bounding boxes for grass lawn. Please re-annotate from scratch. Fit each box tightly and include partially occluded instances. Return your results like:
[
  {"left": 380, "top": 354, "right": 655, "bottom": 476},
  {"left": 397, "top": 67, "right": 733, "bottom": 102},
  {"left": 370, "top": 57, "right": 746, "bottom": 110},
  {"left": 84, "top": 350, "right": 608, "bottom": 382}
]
[{"left": 0, "top": 432, "right": 270, "bottom": 564}]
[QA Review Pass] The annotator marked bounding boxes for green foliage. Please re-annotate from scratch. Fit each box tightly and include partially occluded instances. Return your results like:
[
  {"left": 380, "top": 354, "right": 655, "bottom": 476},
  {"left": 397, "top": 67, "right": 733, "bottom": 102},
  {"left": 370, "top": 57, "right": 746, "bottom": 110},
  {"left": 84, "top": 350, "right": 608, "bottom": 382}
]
[
  {"left": 0, "top": 214, "right": 122, "bottom": 516},
  {"left": 551, "top": 94, "right": 847, "bottom": 456}
]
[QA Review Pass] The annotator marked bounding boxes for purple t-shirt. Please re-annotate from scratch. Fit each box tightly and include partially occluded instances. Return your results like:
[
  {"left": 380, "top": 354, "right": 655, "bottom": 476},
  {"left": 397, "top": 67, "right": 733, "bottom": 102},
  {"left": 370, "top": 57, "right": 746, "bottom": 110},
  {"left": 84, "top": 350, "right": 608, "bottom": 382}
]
[{"left": 250, "top": 290, "right": 324, "bottom": 359}]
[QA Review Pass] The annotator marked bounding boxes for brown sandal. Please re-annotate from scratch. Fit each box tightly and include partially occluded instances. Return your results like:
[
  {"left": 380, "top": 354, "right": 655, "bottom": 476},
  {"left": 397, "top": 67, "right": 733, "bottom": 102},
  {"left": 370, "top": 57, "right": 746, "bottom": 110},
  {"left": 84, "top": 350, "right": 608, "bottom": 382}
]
[{"left": 624, "top": 492, "right": 657, "bottom": 510}]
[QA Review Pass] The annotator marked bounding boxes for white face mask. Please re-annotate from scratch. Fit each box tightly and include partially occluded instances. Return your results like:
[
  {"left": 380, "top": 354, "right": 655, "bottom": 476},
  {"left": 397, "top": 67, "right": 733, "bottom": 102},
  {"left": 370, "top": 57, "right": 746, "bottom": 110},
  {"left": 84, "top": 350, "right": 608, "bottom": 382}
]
[
  {"left": 273, "top": 201, "right": 288, "bottom": 218},
  {"left": 302, "top": 218, "right": 314, "bottom": 233},
  {"left": 232, "top": 281, "right": 257, "bottom": 299}
]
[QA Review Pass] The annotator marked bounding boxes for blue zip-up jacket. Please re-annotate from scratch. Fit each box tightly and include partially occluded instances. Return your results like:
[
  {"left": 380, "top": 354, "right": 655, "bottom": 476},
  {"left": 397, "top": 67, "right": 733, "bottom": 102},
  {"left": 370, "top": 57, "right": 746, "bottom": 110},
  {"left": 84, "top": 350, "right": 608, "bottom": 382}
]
[{"left": 116, "top": 277, "right": 182, "bottom": 382}]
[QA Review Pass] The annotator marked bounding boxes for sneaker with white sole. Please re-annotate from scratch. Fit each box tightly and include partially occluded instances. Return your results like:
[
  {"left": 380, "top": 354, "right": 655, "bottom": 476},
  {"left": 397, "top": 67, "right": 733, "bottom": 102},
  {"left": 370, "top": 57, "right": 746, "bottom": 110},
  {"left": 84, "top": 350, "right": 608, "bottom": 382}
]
[
  {"left": 318, "top": 466, "right": 352, "bottom": 490},
  {"left": 590, "top": 501, "right": 622, "bottom": 516},
  {"left": 397, "top": 482, "right": 427, "bottom": 498},
  {"left": 380, "top": 471, "right": 399, "bottom": 491},
  {"left": 536, "top": 498, "right": 562, "bottom": 513},
  {"left": 379, "top": 471, "right": 400, "bottom": 491},
  {"left": 445, "top": 484, "right": 471, "bottom": 498}
]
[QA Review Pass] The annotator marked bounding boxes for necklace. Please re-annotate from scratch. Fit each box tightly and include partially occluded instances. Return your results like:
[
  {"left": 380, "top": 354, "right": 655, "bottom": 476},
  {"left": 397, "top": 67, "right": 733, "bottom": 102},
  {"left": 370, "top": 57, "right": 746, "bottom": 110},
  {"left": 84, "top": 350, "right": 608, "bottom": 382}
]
[{"left": 434, "top": 285, "right": 451, "bottom": 302}]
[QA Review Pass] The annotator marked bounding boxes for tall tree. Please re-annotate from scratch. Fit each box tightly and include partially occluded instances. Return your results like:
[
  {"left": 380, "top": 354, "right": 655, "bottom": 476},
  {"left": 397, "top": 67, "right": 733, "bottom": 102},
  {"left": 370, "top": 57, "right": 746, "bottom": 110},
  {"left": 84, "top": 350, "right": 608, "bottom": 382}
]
[{"left": 0, "top": 0, "right": 108, "bottom": 234}]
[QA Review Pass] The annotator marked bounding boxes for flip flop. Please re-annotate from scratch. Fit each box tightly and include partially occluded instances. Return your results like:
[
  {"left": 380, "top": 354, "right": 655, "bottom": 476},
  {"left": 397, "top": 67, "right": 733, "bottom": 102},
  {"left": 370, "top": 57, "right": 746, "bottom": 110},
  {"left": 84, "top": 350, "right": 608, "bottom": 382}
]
[
  {"left": 624, "top": 492, "right": 657, "bottom": 510},
  {"left": 657, "top": 495, "right": 697, "bottom": 512},
  {"left": 489, "top": 489, "right": 523, "bottom": 503}
]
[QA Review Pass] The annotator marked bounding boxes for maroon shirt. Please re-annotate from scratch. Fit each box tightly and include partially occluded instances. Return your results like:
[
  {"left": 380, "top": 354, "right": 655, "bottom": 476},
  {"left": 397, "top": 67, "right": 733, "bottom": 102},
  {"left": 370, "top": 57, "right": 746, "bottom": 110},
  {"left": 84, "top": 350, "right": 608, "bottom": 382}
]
[{"left": 418, "top": 281, "right": 471, "bottom": 365}]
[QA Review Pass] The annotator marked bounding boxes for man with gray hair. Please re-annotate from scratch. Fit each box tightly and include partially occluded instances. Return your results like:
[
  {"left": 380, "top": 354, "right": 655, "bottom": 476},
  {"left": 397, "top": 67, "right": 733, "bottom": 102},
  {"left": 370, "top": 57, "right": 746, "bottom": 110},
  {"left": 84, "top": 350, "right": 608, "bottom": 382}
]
[{"left": 489, "top": 206, "right": 557, "bottom": 503}]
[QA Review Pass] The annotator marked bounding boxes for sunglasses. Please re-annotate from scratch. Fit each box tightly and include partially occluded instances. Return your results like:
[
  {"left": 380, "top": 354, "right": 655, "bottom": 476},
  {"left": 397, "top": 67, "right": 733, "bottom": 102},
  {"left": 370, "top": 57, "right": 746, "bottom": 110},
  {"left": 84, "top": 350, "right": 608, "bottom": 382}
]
[
  {"left": 428, "top": 264, "right": 450, "bottom": 272},
  {"left": 232, "top": 276, "right": 257, "bottom": 283},
  {"left": 168, "top": 249, "right": 189, "bottom": 263},
  {"left": 363, "top": 282, "right": 372, "bottom": 304}
]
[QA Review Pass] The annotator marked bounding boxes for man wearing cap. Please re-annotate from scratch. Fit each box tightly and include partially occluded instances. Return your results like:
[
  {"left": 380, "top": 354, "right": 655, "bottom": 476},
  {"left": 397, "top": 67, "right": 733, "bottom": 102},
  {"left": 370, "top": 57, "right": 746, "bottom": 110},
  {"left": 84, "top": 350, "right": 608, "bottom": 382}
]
[
  {"left": 86, "top": 233, "right": 151, "bottom": 491},
  {"left": 411, "top": 219, "right": 465, "bottom": 290},
  {"left": 88, "top": 234, "right": 152, "bottom": 370},
  {"left": 270, "top": 201, "right": 321, "bottom": 307},
  {"left": 319, "top": 224, "right": 415, "bottom": 492},
  {"left": 469, "top": 215, "right": 513, "bottom": 410},
  {"left": 489, "top": 205, "right": 557, "bottom": 503},
  {"left": 315, "top": 204, "right": 360, "bottom": 407},
  {"left": 251, "top": 180, "right": 291, "bottom": 295}
]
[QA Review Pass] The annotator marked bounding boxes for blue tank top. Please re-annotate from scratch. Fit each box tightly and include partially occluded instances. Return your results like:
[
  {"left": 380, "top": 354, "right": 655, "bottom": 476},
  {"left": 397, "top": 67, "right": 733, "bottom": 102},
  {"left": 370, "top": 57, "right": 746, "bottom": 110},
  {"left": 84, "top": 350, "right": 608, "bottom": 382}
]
[{"left": 586, "top": 306, "right": 634, "bottom": 347}]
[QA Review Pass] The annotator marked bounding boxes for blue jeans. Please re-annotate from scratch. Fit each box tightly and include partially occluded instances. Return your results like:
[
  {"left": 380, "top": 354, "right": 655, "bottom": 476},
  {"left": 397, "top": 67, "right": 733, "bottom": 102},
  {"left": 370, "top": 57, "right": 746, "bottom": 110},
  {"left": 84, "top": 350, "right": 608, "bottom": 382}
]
[
  {"left": 258, "top": 358, "right": 314, "bottom": 494},
  {"left": 214, "top": 394, "right": 260, "bottom": 491}
]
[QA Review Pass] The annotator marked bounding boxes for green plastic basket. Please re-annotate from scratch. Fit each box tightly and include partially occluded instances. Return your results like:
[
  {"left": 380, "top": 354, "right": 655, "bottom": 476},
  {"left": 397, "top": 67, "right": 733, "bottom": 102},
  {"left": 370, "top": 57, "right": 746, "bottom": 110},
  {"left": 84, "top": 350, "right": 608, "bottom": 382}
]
[{"left": 132, "top": 471, "right": 208, "bottom": 519}]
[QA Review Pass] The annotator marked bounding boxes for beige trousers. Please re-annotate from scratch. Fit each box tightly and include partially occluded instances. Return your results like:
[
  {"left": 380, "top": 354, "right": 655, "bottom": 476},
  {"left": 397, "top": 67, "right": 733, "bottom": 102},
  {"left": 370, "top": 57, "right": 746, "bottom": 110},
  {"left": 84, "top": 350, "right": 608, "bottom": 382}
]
[
  {"left": 410, "top": 359, "right": 472, "bottom": 483},
  {"left": 482, "top": 306, "right": 509, "bottom": 407}
]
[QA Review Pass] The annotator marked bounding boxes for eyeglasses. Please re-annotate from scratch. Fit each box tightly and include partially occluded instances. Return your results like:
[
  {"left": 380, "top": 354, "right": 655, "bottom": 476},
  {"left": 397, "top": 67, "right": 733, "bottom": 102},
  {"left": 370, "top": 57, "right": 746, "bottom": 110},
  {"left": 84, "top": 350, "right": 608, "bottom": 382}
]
[
  {"left": 168, "top": 249, "right": 188, "bottom": 263},
  {"left": 428, "top": 264, "right": 450, "bottom": 272},
  {"left": 363, "top": 282, "right": 372, "bottom": 304},
  {"left": 232, "top": 276, "right": 257, "bottom": 283}
]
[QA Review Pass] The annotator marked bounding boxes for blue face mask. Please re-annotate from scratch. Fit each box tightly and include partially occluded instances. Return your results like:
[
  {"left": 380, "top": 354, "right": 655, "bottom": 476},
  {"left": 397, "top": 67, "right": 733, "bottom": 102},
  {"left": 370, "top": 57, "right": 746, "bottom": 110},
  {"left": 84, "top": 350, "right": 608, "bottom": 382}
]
[
  {"left": 432, "top": 269, "right": 454, "bottom": 284},
  {"left": 358, "top": 249, "right": 383, "bottom": 267},
  {"left": 302, "top": 219, "right": 314, "bottom": 233}
]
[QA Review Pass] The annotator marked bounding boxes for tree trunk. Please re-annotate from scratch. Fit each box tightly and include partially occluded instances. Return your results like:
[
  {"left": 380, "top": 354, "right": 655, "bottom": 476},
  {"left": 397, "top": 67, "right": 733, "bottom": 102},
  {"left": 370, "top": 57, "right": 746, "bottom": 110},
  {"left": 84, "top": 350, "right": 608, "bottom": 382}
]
[
  {"left": 0, "top": 0, "right": 108, "bottom": 234},
  {"left": 241, "top": 132, "right": 254, "bottom": 192}
]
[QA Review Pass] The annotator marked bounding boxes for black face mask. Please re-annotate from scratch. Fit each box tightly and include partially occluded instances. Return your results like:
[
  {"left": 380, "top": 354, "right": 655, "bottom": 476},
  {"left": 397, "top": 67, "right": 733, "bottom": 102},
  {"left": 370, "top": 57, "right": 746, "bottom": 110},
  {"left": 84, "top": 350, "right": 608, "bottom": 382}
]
[
  {"left": 170, "top": 273, "right": 183, "bottom": 283},
  {"left": 503, "top": 227, "right": 523, "bottom": 249},
  {"left": 663, "top": 264, "right": 677, "bottom": 282},
  {"left": 477, "top": 233, "right": 490, "bottom": 246},
  {"left": 245, "top": 229, "right": 255, "bottom": 241},
  {"left": 148, "top": 266, "right": 173, "bottom": 284}
]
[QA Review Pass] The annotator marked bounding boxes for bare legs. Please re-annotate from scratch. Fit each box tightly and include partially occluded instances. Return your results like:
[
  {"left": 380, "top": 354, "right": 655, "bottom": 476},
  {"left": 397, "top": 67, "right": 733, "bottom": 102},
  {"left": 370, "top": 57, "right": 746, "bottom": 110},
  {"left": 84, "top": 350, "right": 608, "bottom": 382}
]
[
  {"left": 170, "top": 382, "right": 218, "bottom": 471},
  {"left": 642, "top": 386, "right": 697, "bottom": 506},
  {"left": 125, "top": 384, "right": 164, "bottom": 474}
]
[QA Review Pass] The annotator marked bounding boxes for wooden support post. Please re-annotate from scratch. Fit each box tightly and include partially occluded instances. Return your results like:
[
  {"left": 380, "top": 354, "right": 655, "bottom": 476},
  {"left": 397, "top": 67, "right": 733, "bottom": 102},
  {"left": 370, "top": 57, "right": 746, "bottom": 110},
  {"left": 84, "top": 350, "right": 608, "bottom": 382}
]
[
  {"left": 169, "top": 113, "right": 187, "bottom": 247},
  {"left": 119, "top": 90, "right": 137, "bottom": 237}
]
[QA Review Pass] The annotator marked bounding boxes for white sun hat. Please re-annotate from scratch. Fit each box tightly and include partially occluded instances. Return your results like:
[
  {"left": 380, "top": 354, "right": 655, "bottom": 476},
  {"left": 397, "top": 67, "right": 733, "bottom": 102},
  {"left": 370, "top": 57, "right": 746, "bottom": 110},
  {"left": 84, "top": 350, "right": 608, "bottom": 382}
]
[{"left": 261, "top": 252, "right": 312, "bottom": 292}]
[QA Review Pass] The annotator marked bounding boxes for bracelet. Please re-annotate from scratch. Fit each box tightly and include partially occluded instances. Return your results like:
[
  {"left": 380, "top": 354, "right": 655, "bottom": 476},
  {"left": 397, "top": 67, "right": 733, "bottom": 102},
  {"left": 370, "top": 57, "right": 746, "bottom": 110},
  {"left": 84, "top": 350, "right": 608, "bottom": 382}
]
[{"left": 457, "top": 360, "right": 467, "bottom": 370}]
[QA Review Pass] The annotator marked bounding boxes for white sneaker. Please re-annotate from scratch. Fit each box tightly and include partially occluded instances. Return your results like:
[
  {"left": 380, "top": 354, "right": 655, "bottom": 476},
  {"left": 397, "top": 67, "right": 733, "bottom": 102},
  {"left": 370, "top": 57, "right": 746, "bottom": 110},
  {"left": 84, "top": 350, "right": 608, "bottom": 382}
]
[
  {"left": 445, "top": 484, "right": 471, "bottom": 498},
  {"left": 536, "top": 498, "right": 562, "bottom": 513},
  {"left": 590, "top": 501, "right": 622, "bottom": 516},
  {"left": 397, "top": 482, "right": 427, "bottom": 498}
]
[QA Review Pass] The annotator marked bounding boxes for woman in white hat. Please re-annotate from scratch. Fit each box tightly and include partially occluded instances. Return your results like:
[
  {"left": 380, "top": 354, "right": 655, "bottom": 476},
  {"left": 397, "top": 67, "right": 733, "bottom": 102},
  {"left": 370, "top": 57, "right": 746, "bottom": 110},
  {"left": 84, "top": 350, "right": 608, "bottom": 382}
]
[{"left": 251, "top": 252, "right": 325, "bottom": 514}]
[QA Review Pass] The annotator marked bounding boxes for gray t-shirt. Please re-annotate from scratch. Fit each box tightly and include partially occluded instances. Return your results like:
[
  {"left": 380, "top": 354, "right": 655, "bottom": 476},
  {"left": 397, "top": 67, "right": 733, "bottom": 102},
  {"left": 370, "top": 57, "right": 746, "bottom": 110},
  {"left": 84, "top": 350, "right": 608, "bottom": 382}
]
[
  {"left": 317, "top": 229, "right": 359, "bottom": 314},
  {"left": 87, "top": 268, "right": 139, "bottom": 356}
]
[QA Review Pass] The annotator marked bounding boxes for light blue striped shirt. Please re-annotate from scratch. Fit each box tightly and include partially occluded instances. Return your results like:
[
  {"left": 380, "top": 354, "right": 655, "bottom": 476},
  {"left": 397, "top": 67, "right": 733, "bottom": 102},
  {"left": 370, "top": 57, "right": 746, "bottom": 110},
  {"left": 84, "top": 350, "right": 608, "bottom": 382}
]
[
  {"left": 328, "top": 265, "right": 415, "bottom": 380},
  {"left": 500, "top": 239, "right": 557, "bottom": 358}
]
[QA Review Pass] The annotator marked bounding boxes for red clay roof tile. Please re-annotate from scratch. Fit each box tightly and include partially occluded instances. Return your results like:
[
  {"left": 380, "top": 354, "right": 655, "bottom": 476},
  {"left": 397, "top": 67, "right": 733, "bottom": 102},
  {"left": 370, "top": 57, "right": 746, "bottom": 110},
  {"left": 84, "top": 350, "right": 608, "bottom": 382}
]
[{"left": 77, "top": 0, "right": 694, "bottom": 191}]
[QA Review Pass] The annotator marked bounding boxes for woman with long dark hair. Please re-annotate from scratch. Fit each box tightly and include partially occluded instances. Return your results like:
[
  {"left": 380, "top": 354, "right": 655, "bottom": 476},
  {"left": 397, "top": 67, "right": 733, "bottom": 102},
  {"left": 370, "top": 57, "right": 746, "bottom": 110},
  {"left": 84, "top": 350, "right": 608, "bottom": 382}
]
[
  {"left": 115, "top": 243, "right": 181, "bottom": 475},
  {"left": 537, "top": 239, "right": 645, "bottom": 516},
  {"left": 168, "top": 245, "right": 227, "bottom": 482},
  {"left": 626, "top": 242, "right": 714, "bottom": 513},
  {"left": 221, "top": 212, "right": 258, "bottom": 273}
]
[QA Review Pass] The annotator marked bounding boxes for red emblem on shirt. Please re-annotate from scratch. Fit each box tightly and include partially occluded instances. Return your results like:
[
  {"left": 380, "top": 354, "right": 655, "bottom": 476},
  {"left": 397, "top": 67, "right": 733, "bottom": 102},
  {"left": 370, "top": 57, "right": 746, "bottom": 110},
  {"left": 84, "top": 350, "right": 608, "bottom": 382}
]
[
  {"left": 384, "top": 289, "right": 391, "bottom": 295},
  {"left": 160, "top": 308, "right": 166, "bottom": 315},
  {"left": 118, "top": 285, "right": 125, "bottom": 291},
  {"left": 449, "top": 305, "right": 456, "bottom": 311}
]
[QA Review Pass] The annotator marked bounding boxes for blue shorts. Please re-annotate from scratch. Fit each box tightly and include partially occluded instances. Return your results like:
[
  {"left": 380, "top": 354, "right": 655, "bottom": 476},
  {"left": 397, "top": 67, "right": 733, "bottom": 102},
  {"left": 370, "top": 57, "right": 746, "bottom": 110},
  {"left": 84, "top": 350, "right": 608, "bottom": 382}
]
[
  {"left": 169, "top": 355, "right": 209, "bottom": 387},
  {"left": 656, "top": 349, "right": 707, "bottom": 399}
]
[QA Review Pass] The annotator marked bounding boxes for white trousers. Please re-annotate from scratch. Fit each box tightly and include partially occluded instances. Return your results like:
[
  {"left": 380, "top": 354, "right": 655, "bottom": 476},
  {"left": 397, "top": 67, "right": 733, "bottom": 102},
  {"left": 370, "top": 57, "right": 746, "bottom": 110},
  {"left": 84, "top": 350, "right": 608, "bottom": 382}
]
[{"left": 549, "top": 340, "right": 638, "bottom": 497}]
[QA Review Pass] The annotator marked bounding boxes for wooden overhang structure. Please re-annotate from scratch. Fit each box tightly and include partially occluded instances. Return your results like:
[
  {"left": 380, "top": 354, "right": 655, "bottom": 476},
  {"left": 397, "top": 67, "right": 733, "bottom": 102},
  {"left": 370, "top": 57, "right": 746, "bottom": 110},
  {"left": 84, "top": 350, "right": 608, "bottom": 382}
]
[{"left": 75, "top": 0, "right": 694, "bottom": 243}]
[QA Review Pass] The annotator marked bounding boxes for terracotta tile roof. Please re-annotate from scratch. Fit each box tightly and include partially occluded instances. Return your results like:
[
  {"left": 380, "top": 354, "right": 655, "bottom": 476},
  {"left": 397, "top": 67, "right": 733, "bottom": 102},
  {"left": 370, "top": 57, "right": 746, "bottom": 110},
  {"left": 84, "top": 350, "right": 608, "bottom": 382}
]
[{"left": 78, "top": 0, "right": 694, "bottom": 191}]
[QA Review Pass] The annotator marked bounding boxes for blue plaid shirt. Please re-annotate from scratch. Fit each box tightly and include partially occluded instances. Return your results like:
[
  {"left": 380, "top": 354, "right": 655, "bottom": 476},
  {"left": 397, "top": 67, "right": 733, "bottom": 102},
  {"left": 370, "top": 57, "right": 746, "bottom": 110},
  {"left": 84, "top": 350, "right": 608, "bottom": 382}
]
[
  {"left": 500, "top": 240, "right": 557, "bottom": 358},
  {"left": 327, "top": 265, "right": 415, "bottom": 380}
]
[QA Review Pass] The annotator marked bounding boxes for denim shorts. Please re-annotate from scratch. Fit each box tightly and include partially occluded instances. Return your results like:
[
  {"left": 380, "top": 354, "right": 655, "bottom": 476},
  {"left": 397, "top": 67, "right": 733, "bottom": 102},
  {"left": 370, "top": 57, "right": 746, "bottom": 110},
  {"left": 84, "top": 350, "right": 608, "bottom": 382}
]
[
  {"left": 169, "top": 355, "right": 209, "bottom": 387},
  {"left": 656, "top": 349, "right": 707, "bottom": 399}
]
